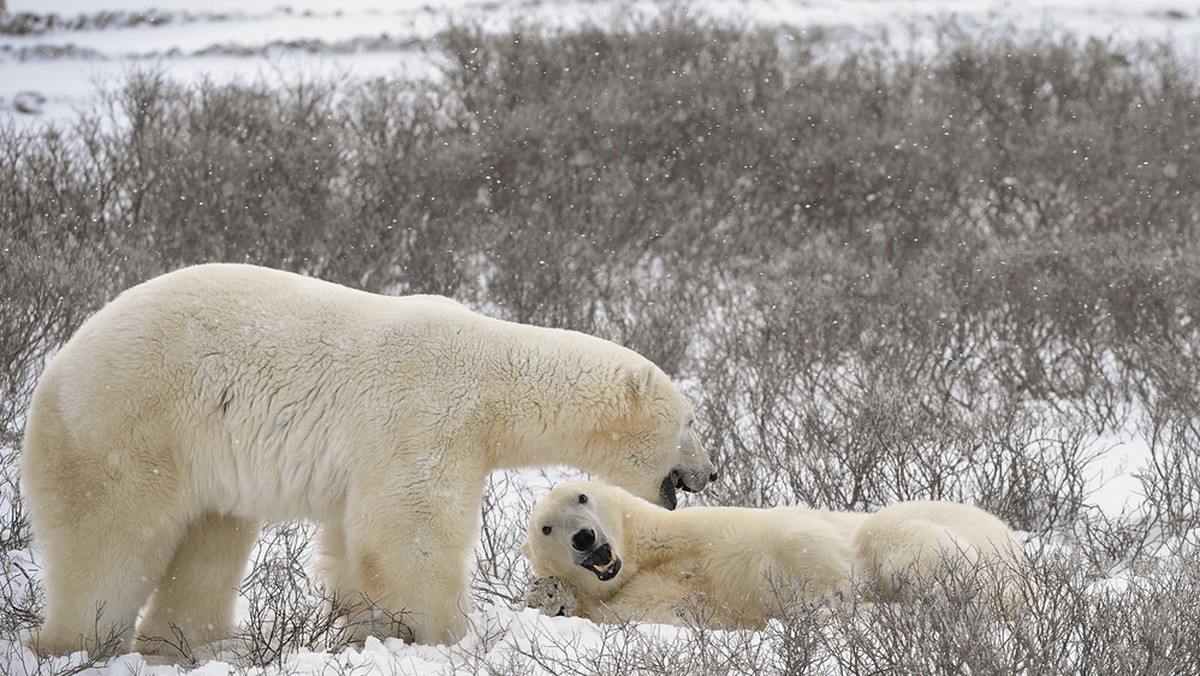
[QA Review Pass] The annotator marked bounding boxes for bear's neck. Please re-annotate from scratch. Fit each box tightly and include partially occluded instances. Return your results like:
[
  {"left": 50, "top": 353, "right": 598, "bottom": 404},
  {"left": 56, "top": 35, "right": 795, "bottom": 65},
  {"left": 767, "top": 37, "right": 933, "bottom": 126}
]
[
  {"left": 624, "top": 501, "right": 712, "bottom": 569},
  {"left": 480, "top": 336, "right": 636, "bottom": 472}
]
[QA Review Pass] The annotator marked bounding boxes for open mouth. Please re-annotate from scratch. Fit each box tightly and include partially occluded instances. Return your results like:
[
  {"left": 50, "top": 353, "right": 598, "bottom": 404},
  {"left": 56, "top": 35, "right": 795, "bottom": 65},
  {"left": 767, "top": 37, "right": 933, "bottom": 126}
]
[
  {"left": 658, "top": 474, "right": 678, "bottom": 510},
  {"left": 657, "top": 471, "right": 694, "bottom": 510},
  {"left": 578, "top": 543, "right": 622, "bottom": 581}
]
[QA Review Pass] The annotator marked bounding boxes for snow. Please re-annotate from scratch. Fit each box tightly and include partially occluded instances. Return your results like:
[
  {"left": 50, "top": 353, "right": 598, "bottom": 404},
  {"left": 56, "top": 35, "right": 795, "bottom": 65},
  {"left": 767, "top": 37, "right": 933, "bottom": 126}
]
[
  {"left": 1, "top": 0, "right": 1193, "bottom": 673},
  {"left": 1087, "top": 419, "right": 1149, "bottom": 519},
  {"left": 3, "top": 1, "right": 1200, "bottom": 124}
]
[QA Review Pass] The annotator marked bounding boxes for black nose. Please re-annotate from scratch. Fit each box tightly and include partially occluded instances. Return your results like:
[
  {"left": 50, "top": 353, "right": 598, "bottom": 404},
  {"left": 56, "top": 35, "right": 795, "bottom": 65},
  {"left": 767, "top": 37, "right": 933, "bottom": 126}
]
[{"left": 572, "top": 529, "right": 595, "bottom": 551}]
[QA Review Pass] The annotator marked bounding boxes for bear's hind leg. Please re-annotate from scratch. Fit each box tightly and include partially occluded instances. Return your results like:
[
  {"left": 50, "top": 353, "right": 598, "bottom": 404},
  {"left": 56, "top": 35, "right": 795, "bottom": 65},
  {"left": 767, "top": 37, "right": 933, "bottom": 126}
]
[
  {"left": 32, "top": 508, "right": 189, "bottom": 657},
  {"left": 24, "top": 421, "right": 191, "bottom": 656},
  {"left": 315, "top": 524, "right": 357, "bottom": 605},
  {"left": 855, "top": 516, "right": 976, "bottom": 602},
  {"left": 135, "top": 513, "right": 260, "bottom": 659}
]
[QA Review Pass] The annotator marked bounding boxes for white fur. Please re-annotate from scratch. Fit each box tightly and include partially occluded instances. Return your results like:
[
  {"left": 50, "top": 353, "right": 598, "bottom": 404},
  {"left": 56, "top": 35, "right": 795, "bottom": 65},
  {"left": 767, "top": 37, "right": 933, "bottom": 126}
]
[
  {"left": 523, "top": 481, "right": 1031, "bottom": 628},
  {"left": 20, "top": 263, "right": 714, "bottom": 655}
]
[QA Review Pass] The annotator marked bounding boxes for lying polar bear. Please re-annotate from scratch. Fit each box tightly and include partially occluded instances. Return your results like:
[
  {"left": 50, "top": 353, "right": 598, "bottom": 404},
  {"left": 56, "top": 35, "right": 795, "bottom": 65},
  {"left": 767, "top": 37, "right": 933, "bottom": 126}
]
[{"left": 522, "top": 480, "right": 1030, "bottom": 628}]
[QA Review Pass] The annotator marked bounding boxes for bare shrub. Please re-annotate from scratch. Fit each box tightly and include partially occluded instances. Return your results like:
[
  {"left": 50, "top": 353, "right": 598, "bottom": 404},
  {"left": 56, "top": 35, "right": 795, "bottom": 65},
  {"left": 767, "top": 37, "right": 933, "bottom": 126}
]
[
  {"left": 230, "top": 523, "right": 351, "bottom": 667},
  {"left": 474, "top": 472, "right": 539, "bottom": 608}
]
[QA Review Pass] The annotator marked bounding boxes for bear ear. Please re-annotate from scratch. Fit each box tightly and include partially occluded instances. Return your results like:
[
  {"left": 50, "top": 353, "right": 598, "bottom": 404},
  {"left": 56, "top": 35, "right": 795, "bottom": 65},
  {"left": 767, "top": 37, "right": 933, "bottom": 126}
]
[{"left": 629, "top": 365, "right": 653, "bottom": 396}]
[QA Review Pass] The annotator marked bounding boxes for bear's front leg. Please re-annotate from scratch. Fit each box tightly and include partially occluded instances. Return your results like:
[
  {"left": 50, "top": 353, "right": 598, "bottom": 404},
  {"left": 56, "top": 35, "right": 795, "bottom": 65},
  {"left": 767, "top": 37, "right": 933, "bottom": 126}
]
[
  {"left": 601, "top": 572, "right": 697, "bottom": 626},
  {"left": 524, "top": 576, "right": 579, "bottom": 617},
  {"left": 337, "top": 479, "right": 480, "bottom": 645}
]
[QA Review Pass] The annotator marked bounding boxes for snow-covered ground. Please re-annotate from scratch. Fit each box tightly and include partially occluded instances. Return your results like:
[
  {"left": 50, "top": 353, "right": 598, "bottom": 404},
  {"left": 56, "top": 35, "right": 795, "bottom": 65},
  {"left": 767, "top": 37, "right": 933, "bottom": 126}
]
[
  {"left": 1, "top": 1, "right": 1195, "bottom": 674},
  {"left": 2, "top": 1, "right": 1200, "bottom": 124}
]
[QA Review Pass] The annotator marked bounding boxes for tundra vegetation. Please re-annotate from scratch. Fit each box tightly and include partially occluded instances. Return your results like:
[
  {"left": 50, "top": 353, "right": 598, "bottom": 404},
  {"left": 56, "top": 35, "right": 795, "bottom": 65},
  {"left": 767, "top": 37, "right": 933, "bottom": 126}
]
[{"left": 2, "top": 10, "right": 1198, "bottom": 674}]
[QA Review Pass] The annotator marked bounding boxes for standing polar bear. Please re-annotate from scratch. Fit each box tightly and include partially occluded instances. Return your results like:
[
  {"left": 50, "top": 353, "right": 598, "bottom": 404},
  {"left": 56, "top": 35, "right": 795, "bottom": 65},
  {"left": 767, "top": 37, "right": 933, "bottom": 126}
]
[
  {"left": 523, "top": 481, "right": 1030, "bottom": 628},
  {"left": 21, "top": 263, "right": 716, "bottom": 656}
]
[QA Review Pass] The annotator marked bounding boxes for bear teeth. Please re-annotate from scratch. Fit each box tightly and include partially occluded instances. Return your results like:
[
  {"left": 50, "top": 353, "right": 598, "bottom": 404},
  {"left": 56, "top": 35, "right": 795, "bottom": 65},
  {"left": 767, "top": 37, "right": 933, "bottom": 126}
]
[{"left": 592, "top": 551, "right": 618, "bottom": 574}]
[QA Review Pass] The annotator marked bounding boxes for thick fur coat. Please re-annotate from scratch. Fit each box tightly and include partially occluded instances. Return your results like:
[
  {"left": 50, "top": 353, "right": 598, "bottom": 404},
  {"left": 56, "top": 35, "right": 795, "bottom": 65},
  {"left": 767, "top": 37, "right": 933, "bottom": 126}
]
[
  {"left": 21, "top": 264, "right": 715, "bottom": 655},
  {"left": 523, "top": 481, "right": 1030, "bottom": 628}
]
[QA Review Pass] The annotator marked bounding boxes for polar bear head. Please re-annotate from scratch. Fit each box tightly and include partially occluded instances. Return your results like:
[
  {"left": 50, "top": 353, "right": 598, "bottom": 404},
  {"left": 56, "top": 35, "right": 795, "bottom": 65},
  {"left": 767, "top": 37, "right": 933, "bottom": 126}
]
[
  {"left": 582, "top": 363, "right": 716, "bottom": 511},
  {"left": 522, "top": 480, "right": 639, "bottom": 602}
]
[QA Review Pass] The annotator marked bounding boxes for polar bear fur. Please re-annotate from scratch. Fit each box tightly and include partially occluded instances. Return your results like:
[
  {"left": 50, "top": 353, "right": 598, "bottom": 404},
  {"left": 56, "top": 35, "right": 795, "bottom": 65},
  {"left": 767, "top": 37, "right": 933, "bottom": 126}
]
[
  {"left": 20, "top": 263, "right": 716, "bottom": 656},
  {"left": 522, "top": 481, "right": 1030, "bottom": 628}
]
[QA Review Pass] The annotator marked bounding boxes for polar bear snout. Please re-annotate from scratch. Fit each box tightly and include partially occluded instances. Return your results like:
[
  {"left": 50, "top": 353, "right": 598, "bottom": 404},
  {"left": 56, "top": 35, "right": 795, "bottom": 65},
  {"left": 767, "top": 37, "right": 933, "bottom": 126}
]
[
  {"left": 577, "top": 543, "right": 622, "bottom": 581},
  {"left": 657, "top": 464, "right": 718, "bottom": 509},
  {"left": 679, "top": 466, "right": 718, "bottom": 493},
  {"left": 571, "top": 528, "right": 596, "bottom": 551}
]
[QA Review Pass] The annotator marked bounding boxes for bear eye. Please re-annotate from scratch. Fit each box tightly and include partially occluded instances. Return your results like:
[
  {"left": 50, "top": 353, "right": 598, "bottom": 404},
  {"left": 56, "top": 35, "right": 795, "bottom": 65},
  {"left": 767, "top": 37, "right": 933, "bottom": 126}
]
[
  {"left": 578, "top": 494, "right": 588, "bottom": 504},
  {"left": 542, "top": 525, "right": 552, "bottom": 535}
]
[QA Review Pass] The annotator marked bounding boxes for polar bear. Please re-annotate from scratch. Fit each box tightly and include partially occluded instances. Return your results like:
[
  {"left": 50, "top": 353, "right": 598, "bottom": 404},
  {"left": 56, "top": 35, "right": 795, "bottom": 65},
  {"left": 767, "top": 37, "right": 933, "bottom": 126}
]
[
  {"left": 522, "top": 481, "right": 1030, "bottom": 628},
  {"left": 20, "top": 263, "right": 716, "bottom": 657}
]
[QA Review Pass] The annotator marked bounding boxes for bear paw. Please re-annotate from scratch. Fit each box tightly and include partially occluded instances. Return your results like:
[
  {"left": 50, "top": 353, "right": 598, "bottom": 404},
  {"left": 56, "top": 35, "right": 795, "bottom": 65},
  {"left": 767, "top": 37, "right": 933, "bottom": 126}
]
[{"left": 524, "top": 576, "right": 578, "bottom": 618}]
